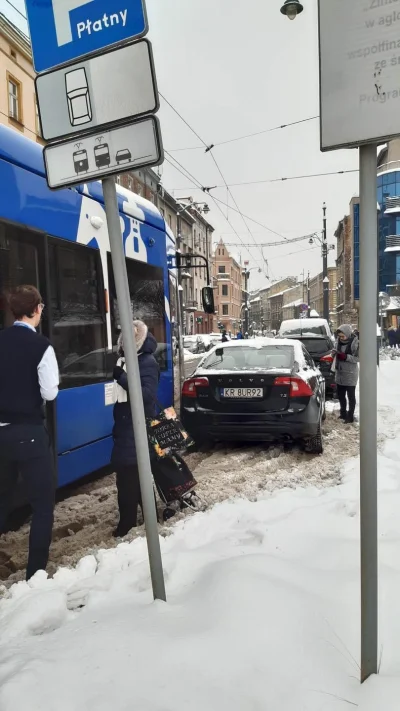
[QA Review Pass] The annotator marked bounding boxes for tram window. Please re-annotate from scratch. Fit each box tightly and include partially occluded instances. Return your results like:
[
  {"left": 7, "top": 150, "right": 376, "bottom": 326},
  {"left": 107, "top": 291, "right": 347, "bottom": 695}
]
[
  {"left": 108, "top": 254, "right": 167, "bottom": 371},
  {"left": 0, "top": 222, "right": 40, "bottom": 330},
  {"left": 49, "top": 242, "right": 107, "bottom": 387}
]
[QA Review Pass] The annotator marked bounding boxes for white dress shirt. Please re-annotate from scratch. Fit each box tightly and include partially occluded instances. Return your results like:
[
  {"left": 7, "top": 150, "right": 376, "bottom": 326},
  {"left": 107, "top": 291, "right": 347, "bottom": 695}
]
[{"left": 0, "top": 322, "right": 59, "bottom": 426}]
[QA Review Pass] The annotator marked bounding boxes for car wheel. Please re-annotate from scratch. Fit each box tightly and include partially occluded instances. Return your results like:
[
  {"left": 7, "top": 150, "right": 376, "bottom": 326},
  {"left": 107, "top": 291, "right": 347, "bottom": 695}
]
[
  {"left": 304, "top": 421, "right": 324, "bottom": 455},
  {"left": 322, "top": 402, "right": 326, "bottom": 421}
]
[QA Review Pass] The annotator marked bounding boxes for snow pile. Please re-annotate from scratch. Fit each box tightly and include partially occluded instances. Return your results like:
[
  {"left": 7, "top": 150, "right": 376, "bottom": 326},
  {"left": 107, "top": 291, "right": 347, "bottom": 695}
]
[
  {"left": 380, "top": 346, "right": 400, "bottom": 361},
  {"left": 184, "top": 348, "right": 201, "bottom": 362},
  {"left": 0, "top": 410, "right": 359, "bottom": 583},
  {"left": 0, "top": 363, "right": 400, "bottom": 709}
]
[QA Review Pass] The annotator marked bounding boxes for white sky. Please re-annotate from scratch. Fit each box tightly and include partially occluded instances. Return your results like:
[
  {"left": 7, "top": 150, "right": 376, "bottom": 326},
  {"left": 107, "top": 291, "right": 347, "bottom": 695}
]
[{"left": 1, "top": 0, "right": 360, "bottom": 291}]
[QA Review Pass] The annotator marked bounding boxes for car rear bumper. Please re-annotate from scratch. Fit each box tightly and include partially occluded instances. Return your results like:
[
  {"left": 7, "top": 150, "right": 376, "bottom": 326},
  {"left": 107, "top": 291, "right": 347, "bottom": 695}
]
[{"left": 182, "top": 408, "right": 320, "bottom": 442}]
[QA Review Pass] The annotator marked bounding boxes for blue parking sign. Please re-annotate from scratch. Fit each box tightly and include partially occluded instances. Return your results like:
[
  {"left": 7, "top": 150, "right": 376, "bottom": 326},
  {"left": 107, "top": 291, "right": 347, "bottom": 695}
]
[{"left": 24, "top": 0, "right": 148, "bottom": 73}]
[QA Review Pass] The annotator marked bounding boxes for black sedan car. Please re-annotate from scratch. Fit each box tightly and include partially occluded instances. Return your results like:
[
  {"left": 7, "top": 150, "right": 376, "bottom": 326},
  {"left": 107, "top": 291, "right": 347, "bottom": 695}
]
[
  {"left": 181, "top": 339, "right": 325, "bottom": 454},
  {"left": 282, "top": 334, "right": 336, "bottom": 398}
]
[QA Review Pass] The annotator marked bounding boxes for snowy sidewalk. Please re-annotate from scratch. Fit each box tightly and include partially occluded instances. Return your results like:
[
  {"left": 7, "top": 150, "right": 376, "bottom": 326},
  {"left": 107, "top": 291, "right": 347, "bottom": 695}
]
[{"left": 0, "top": 362, "right": 400, "bottom": 710}]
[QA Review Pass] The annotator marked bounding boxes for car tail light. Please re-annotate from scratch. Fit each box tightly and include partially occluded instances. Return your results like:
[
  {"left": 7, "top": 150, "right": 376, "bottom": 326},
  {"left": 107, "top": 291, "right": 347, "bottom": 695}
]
[
  {"left": 320, "top": 352, "right": 334, "bottom": 363},
  {"left": 274, "top": 376, "right": 313, "bottom": 397},
  {"left": 182, "top": 377, "right": 209, "bottom": 398}
]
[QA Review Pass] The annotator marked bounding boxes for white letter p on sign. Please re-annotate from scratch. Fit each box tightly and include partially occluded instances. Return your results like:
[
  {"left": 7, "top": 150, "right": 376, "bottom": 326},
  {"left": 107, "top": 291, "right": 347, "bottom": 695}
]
[{"left": 52, "top": 0, "right": 95, "bottom": 47}]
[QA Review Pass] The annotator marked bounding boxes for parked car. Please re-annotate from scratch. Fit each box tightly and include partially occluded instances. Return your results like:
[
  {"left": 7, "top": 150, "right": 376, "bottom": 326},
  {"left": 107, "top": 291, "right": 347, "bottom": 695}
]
[
  {"left": 181, "top": 339, "right": 325, "bottom": 453},
  {"left": 278, "top": 320, "right": 335, "bottom": 398},
  {"left": 183, "top": 335, "right": 207, "bottom": 355},
  {"left": 279, "top": 318, "right": 333, "bottom": 339}
]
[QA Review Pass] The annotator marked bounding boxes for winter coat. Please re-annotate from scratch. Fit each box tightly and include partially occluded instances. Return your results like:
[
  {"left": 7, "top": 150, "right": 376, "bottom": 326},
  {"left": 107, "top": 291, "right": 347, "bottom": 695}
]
[
  {"left": 236, "top": 332, "right": 243, "bottom": 340},
  {"left": 333, "top": 324, "right": 359, "bottom": 387},
  {"left": 111, "top": 324, "right": 159, "bottom": 467}
]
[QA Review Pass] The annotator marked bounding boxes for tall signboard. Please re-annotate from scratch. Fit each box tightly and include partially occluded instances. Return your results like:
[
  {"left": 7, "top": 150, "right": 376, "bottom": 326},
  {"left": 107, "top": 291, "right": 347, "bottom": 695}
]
[
  {"left": 24, "top": 0, "right": 166, "bottom": 600},
  {"left": 319, "top": 0, "right": 385, "bottom": 682},
  {"left": 319, "top": 0, "right": 400, "bottom": 150}
]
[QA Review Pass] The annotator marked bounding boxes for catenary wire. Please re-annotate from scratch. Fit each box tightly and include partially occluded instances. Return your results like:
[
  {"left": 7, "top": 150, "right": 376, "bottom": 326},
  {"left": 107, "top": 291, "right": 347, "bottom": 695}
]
[{"left": 167, "top": 115, "right": 319, "bottom": 152}]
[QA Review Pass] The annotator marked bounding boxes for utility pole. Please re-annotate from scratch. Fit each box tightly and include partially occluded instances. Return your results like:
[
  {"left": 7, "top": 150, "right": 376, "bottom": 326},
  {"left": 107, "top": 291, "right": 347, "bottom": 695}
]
[
  {"left": 176, "top": 212, "right": 185, "bottom": 386},
  {"left": 322, "top": 202, "right": 329, "bottom": 322},
  {"left": 244, "top": 265, "right": 249, "bottom": 337},
  {"left": 307, "top": 271, "right": 310, "bottom": 316}
]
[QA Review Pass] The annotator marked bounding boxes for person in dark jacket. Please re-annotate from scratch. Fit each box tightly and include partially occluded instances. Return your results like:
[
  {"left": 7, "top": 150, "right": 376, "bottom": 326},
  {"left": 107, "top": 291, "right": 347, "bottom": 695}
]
[
  {"left": 236, "top": 330, "right": 243, "bottom": 340},
  {"left": 221, "top": 330, "right": 228, "bottom": 343},
  {"left": 333, "top": 324, "right": 359, "bottom": 424},
  {"left": 111, "top": 320, "right": 159, "bottom": 537},
  {"left": 0, "top": 285, "right": 59, "bottom": 580},
  {"left": 388, "top": 326, "right": 397, "bottom": 348}
]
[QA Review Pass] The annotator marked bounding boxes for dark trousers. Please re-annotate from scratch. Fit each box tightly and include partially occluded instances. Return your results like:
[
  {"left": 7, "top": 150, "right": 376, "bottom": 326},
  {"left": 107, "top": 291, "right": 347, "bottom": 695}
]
[
  {"left": 116, "top": 464, "right": 142, "bottom": 527},
  {"left": 115, "top": 463, "right": 160, "bottom": 528},
  {"left": 0, "top": 424, "right": 55, "bottom": 580},
  {"left": 337, "top": 385, "right": 356, "bottom": 418}
]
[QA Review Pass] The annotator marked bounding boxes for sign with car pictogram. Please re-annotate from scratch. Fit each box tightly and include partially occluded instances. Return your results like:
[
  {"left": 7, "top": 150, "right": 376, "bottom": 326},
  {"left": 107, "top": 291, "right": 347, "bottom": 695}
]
[
  {"left": 44, "top": 115, "right": 163, "bottom": 189},
  {"left": 36, "top": 40, "right": 158, "bottom": 141}
]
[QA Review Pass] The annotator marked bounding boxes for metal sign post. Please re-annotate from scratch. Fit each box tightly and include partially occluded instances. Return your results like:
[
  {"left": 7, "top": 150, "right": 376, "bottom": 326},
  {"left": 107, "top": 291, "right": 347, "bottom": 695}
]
[
  {"left": 24, "top": 0, "right": 166, "bottom": 600},
  {"left": 359, "top": 144, "right": 378, "bottom": 682},
  {"left": 103, "top": 177, "right": 166, "bottom": 601},
  {"left": 316, "top": 0, "right": 400, "bottom": 681}
]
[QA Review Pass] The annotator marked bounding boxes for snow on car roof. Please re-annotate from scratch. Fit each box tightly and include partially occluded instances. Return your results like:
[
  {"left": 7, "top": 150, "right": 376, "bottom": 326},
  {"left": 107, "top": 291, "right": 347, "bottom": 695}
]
[
  {"left": 280, "top": 318, "right": 329, "bottom": 330},
  {"left": 206, "top": 337, "right": 304, "bottom": 358}
]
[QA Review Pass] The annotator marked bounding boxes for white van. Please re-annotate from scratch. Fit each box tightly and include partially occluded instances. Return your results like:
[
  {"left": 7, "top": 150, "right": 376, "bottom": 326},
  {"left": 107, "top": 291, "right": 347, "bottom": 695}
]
[{"left": 278, "top": 317, "right": 333, "bottom": 339}]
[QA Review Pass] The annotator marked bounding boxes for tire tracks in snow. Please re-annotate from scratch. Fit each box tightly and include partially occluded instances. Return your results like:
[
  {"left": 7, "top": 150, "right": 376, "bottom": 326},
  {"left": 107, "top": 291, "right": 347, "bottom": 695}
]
[{"left": 0, "top": 411, "right": 359, "bottom": 586}]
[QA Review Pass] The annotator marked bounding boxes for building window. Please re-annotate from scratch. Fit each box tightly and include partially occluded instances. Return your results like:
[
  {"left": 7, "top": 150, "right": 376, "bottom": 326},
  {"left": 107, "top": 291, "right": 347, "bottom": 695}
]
[
  {"left": 168, "top": 214, "right": 172, "bottom": 226},
  {"left": 8, "top": 77, "right": 20, "bottom": 121},
  {"left": 222, "top": 284, "right": 228, "bottom": 296},
  {"left": 116, "top": 175, "right": 121, "bottom": 185},
  {"left": 396, "top": 254, "right": 400, "bottom": 282},
  {"left": 160, "top": 207, "right": 165, "bottom": 217},
  {"left": 222, "top": 304, "right": 229, "bottom": 315},
  {"left": 10, "top": 48, "right": 16, "bottom": 60},
  {"left": 128, "top": 177, "right": 133, "bottom": 190},
  {"left": 218, "top": 265, "right": 226, "bottom": 274},
  {"left": 218, "top": 249, "right": 220, "bottom": 255}
]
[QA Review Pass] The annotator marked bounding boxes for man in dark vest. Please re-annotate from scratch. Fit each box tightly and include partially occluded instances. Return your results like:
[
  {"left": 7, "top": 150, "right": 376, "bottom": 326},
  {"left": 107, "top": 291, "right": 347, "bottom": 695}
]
[{"left": 0, "top": 285, "right": 59, "bottom": 580}]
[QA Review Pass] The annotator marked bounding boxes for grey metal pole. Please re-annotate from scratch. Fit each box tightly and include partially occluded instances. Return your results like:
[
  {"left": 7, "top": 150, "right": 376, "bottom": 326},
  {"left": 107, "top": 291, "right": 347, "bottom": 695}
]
[
  {"left": 322, "top": 203, "right": 329, "bottom": 322},
  {"left": 177, "top": 280, "right": 185, "bottom": 387},
  {"left": 359, "top": 144, "right": 378, "bottom": 683},
  {"left": 244, "top": 270, "right": 249, "bottom": 337},
  {"left": 102, "top": 177, "right": 166, "bottom": 602}
]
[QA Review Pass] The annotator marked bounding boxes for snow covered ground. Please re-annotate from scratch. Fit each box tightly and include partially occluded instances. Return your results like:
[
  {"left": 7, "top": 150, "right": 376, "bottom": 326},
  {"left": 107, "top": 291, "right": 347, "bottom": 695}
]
[{"left": 0, "top": 362, "right": 400, "bottom": 710}]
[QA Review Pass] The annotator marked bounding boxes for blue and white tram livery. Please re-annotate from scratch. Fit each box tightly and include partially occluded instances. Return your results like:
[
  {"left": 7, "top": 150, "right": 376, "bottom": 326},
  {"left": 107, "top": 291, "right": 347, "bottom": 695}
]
[{"left": 0, "top": 124, "right": 175, "bottom": 488}]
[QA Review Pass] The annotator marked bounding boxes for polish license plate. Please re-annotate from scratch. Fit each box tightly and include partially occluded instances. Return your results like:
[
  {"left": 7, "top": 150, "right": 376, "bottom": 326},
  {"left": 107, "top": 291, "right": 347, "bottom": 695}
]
[{"left": 221, "top": 387, "right": 263, "bottom": 398}]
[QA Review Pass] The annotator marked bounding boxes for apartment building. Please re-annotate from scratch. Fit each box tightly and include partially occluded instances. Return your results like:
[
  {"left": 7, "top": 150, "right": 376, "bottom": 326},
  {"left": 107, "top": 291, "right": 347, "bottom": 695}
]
[
  {"left": 308, "top": 267, "right": 338, "bottom": 327},
  {"left": 0, "top": 13, "right": 42, "bottom": 143},
  {"left": 213, "top": 239, "right": 242, "bottom": 335}
]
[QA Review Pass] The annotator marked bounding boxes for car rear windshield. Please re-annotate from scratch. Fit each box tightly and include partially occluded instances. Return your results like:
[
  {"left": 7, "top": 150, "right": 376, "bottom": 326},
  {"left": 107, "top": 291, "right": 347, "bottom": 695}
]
[
  {"left": 281, "top": 325, "right": 327, "bottom": 336},
  {"left": 202, "top": 345, "right": 294, "bottom": 371},
  {"left": 300, "top": 338, "right": 331, "bottom": 354}
]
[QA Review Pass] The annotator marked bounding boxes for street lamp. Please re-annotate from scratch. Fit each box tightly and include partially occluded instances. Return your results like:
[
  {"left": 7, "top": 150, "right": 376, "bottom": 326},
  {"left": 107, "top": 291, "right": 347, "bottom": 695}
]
[{"left": 280, "top": 0, "right": 303, "bottom": 20}]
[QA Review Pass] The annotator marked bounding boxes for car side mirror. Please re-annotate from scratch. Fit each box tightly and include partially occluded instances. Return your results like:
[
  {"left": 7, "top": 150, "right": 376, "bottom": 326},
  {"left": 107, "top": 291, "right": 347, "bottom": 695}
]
[
  {"left": 202, "top": 286, "right": 215, "bottom": 314},
  {"left": 215, "top": 348, "right": 223, "bottom": 356}
]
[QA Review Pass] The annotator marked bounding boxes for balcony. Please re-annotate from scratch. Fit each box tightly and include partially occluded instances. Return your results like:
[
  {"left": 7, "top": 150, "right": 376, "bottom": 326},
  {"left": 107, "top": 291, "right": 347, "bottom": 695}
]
[
  {"left": 184, "top": 300, "right": 198, "bottom": 312},
  {"left": 385, "top": 235, "right": 400, "bottom": 252},
  {"left": 384, "top": 196, "right": 400, "bottom": 214},
  {"left": 215, "top": 272, "right": 230, "bottom": 280}
]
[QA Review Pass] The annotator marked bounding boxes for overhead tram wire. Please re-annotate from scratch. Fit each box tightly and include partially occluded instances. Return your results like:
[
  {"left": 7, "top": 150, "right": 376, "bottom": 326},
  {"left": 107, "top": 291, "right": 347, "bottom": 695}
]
[
  {"left": 161, "top": 98, "right": 280, "bottom": 265},
  {"left": 170, "top": 167, "right": 359, "bottom": 191},
  {"left": 167, "top": 115, "right": 319, "bottom": 152},
  {"left": 164, "top": 151, "right": 288, "bottom": 273},
  {"left": 4, "top": 0, "right": 28, "bottom": 21},
  {"left": 164, "top": 153, "right": 257, "bottom": 266},
  {"left": 164, "top": 152, "right": 307, "bottom": 244}
]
